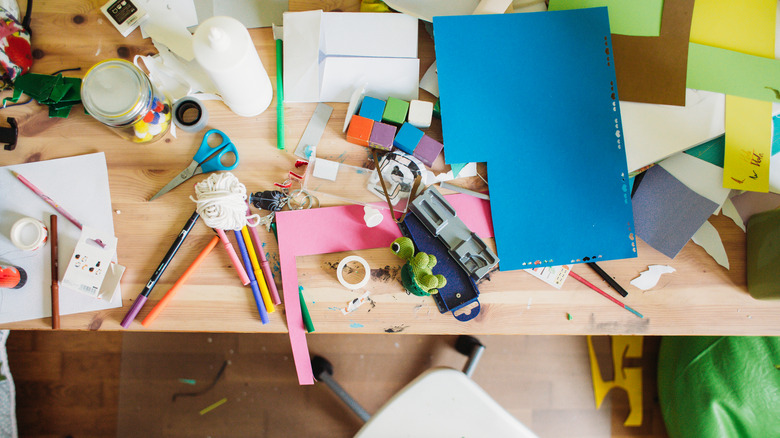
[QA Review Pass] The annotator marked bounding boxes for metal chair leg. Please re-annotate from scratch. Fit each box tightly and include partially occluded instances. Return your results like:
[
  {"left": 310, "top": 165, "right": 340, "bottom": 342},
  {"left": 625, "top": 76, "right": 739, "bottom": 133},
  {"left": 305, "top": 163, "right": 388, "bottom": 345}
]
[
  {"left": 311, "top": 355, "right": 371, "bottom": 423},
  {"left": 455, "top": 335, "right": 486, "bottom": 378}
]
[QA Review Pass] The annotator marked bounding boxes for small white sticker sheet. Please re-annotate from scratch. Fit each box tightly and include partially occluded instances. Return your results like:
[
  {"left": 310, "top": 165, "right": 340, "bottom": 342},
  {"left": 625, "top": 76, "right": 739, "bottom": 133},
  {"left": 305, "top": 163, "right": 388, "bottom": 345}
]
[
  {"left": 62, "top": 226, "right": 118, "bottom": 299},
  {"left": 525, "top": 264, "right": 573, "bottom": 289}
]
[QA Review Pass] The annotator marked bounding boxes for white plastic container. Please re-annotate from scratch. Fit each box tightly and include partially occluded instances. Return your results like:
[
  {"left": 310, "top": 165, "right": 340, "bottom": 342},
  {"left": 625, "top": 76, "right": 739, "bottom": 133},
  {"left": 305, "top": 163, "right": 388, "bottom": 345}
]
[{"left": 193, "top": 16, "right": 273, "bottom": 117}]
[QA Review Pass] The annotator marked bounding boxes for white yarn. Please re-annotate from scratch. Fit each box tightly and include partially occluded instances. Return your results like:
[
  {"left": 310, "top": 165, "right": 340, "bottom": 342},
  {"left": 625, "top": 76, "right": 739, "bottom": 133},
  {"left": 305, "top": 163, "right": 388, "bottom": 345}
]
[{"left": 190, "top": 172, "right": 261, "bottom": 230}]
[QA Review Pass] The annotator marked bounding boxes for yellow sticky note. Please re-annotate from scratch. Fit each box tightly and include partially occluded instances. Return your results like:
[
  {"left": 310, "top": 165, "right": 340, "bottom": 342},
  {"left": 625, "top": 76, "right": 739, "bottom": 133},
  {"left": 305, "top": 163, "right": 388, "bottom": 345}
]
[{"left": 690, "top": 0, "right": 776, "bottom": 193}]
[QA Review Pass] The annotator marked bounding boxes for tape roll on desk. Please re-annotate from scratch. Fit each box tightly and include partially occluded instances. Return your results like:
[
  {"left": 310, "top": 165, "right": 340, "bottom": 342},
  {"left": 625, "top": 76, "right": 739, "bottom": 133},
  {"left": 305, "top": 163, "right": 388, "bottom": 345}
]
[
  {"left": 173, "top": 97, "right": 209, "bottom": 132},
  {"left": 336, "top": 255, "right": 370, "bottom": 290},
  {"left": 10, "top": 217, "right": 48, "bottom": 251}
]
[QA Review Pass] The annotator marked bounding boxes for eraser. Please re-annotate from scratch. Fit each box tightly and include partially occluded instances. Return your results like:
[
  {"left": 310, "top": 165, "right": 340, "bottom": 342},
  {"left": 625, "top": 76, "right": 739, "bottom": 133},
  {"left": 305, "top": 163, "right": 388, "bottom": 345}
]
[
  {"left": 369, "top": 121, "right": 397, "bottom": 151},
  {"left": 359, "top": 96, "right": 386, "bottom": 122},
  {"left": 413, "top": 135, "right": 444, "bottom": 167},
  {"left": 382, "top": 97, "right": 409, "bottom": 126},
  {"left": 393, "top": 123, "right": 424, "bottom": 154},
  {"left": 408, "top": 100, "right": 433, "bottom": 129},
  {"left": 346, "top": 115, "right": 374, "bottom": 147}
]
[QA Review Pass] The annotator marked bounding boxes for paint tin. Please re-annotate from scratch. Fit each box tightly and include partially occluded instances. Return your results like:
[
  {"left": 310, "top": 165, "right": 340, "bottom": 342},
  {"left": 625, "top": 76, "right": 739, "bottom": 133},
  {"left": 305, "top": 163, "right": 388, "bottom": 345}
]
[
  {"left": 81, "top": 59, "right": 172, "bottom": 143},
  {"left": 10, "top": 217, "right": 48, "bottom": 251},
  {"left": 0, "top": 264, "right": 27, "bottom": 289}
]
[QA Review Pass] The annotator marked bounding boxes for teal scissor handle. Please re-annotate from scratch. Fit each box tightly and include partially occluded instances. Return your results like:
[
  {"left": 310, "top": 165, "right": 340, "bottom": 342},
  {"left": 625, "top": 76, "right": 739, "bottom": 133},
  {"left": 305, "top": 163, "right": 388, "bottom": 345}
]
[{"left": 194, "top": 129, "right": 240, "bottom": 174}]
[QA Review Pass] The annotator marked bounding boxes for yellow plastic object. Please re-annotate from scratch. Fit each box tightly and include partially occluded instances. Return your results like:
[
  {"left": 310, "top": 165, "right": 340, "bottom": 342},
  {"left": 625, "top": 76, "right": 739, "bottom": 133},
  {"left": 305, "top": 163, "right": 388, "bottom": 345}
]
[
  {"left": 360, "top": 0, "right": 391, "bottom": 12},
  {"left": 587, "top": 336, "right": 643, "bottom": 426}
]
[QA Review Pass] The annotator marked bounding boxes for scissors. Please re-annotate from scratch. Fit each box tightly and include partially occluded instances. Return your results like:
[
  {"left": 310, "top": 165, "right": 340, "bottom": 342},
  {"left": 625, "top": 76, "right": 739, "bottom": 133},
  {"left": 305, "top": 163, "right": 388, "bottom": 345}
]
[{"left": 150, "top": 129, "right": 240, "bottom": 201}]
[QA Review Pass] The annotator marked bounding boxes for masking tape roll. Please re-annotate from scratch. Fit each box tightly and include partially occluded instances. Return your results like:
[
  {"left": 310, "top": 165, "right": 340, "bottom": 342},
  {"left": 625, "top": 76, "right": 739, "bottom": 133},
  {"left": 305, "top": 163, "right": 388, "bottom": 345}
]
[
  {"left": 173, "top": 97, "right": 209, "bottom": 132},
  {"left": 336, "top": 255, "right": 370, "bottom": 290},
  {"left": 10, "top": 217, "right": 48, "bottom": 251}
]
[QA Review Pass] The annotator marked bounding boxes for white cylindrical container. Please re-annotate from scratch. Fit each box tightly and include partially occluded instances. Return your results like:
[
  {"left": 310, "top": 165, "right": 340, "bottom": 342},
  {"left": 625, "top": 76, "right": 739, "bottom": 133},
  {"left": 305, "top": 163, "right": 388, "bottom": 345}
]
[{"left": 193, "top": 16, "right": 273, "bottom": 117}]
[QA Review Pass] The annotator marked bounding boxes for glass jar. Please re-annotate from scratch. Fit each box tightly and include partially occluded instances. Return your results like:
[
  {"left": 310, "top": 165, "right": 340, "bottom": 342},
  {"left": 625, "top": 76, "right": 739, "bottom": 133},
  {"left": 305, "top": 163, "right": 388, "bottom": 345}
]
[{"left": 81, "top": 59, "right": 171, "bottom": 143}]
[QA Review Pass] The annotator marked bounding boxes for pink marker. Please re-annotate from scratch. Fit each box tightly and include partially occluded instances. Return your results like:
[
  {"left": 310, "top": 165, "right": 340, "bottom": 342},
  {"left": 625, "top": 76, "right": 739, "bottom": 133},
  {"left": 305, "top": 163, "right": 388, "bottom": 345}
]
[
  {"left": 215, "top": 228, "right": 250, "bottom": 286},
  {"left": 10, "top": 170, "right": 83, "bottom": 230}
]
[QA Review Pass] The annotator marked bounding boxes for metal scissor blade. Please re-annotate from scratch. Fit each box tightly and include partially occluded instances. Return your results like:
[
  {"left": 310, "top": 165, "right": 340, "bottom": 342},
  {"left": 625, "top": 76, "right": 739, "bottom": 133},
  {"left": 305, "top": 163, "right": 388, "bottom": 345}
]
[{"left": 149, "top": 161, "right": 200, "bottom": 201}]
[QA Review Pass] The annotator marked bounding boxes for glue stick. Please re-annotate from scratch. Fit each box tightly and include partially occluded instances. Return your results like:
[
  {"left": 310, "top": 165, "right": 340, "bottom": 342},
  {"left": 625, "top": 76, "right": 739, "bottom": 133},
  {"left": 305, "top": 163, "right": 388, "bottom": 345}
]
[
  {"left": 193, "top": 16, "right": 273, "bottom": 117},
  {"left": 0, "top": 263, "right": 27, "bottom": 289}
]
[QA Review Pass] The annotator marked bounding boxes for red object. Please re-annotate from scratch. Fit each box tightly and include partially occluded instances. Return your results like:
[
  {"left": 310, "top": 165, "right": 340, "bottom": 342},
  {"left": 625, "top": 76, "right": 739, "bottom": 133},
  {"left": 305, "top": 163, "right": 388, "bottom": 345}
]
[
  {"left": 0, "top": 264, "right": 25, "bottom": 289},
  {"left": 346, "top": 115, "right": 374, "bottom": 147},
  {"left": 143, "top": 111, "right": 154, "bottom": 123}
]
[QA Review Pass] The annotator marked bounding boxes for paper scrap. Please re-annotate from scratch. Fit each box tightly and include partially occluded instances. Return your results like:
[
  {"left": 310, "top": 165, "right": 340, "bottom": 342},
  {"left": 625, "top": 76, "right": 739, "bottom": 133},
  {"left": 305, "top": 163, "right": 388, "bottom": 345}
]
[
  {"left": 524, "top": 264, "right": 572, "bottom": 289},
  {"left": 691, "top": 220, "right": 729, "bottom": 269},
  {"left": 721, "top": 198, "right": 746, "bottom": 232},
  {"left": 722, "top": 97, "right": 772, "bottom": 193},
  {"left": 630, "top": 265, "right": 676, "bottom": 290},
  {"left": 342, "top": 291, "right": 371, "bottom": 315},
  {"left": 728, "top": 190, "right": 780, "bottom": 225},
  {"left": 548, "top": 0, "right": 664, "bottom": 37}
]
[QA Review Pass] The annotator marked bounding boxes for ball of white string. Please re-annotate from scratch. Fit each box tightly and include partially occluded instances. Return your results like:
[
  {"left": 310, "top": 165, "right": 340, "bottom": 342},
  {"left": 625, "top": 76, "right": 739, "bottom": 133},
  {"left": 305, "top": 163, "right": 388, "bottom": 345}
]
[{"left": 190, "top": 172, "right": 260, "bottom": 230}]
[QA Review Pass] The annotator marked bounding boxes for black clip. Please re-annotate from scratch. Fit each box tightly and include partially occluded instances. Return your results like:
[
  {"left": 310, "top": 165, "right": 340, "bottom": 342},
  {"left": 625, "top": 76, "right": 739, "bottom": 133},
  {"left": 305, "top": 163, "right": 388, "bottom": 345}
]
[{"left": 0, "top": 117, "right": 18, "bottom": 151}]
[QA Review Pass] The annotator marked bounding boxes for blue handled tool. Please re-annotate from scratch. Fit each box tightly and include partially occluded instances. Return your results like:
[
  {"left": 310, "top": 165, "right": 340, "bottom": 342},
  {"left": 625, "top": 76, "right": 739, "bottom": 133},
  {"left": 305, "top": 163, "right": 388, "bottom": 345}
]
[{"left": 150, "top": 129, "right": 240, "bottom": 201}]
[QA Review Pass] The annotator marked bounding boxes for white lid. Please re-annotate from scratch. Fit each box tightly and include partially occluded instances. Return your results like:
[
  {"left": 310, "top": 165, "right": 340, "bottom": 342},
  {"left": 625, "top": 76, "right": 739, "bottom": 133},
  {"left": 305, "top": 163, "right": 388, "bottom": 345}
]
[
  {"left": 82, "top": 60, "right": 145, "bottom": 117},
  {"left": 193, "top": 16, "right": 252, "bottom": 70}
]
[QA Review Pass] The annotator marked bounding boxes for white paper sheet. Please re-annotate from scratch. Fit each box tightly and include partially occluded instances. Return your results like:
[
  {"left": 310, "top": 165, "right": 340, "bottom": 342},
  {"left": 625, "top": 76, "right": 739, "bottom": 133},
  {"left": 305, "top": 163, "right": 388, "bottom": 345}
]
[
  {"left": 283, "top": 11, "right": 419, "bottom": 103},
  {"left": 0, "top": 154, "right": 121, "bottom": 323},
  {"left": 691, "top": 220, "right": 729, "bottom": 269},
  {"left": 621, "top": 89, "right": 725, "bottom": 172},
  {"left": 629, "top": 265, "right": 675, "bottom": 291}
]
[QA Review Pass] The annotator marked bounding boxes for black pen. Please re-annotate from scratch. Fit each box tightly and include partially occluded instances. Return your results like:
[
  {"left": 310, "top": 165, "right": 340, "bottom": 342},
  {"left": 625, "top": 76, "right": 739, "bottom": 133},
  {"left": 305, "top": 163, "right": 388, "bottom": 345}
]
[
  {"left": 121, "top": 211, "right": 200, "bottom": 328},
  {"left": 587, "top": 262, "right": 628, "bottom": 297}
]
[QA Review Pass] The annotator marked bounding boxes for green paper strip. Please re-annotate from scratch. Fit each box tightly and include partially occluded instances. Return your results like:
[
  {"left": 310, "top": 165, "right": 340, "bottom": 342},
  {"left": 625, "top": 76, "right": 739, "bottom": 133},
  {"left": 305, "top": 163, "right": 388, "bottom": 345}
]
[
  {"left": 548, "top": 0, "right": 664, "bottom": 37},
  {"left": 687, "top": 43, "right": 780, "bottom": 104}
]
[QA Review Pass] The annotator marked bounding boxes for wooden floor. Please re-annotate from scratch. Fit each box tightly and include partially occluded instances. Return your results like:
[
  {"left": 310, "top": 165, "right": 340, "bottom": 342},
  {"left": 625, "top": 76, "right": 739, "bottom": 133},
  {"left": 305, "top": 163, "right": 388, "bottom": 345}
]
[{"left": 7, "top": 331, "right": 668, "bottom": 438}]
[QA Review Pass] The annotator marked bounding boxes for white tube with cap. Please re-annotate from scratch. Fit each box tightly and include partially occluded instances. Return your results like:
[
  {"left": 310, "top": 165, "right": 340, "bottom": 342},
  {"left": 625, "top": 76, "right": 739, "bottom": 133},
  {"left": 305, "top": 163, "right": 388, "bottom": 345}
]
[{"left": 193, "top": 16, "right": 273, "bottom": 117}]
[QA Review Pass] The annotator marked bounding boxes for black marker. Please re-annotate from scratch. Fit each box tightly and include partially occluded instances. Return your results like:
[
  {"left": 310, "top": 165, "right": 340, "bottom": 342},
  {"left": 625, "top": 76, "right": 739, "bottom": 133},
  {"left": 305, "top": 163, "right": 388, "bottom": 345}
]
[
  {"left": 587, "top": 262, "right": 628, "bottom": 297},
  {"left": 121, "top": 211, "right": 200, "bottom": 328}
]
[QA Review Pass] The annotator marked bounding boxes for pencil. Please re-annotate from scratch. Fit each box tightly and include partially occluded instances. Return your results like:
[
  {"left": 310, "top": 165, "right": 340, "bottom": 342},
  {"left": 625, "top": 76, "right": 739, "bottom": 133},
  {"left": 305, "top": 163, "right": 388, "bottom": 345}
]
[
  {"left": 121, "top": 211, "right": 200, "bottom": 328},
  {"left": 50, "top": 214, "right": 60, "bottom": 329},
  {"left": 245, "top": 204, "right": 281, "bottom": 305},
  {"left": 141, "top": 235, "right": 220, "bottom": 327},
  {"left": 273, "top": 23, "right": 285, "bottom": 150},
  {"left": 233, "top": 229, "right": 269, "bottom": 324},
  {"left": 215, "top": 228, "right": 250, "bottom": 286},
  {"left": 587, "top": 262, "right": 628, "bottom": 297},
  {"left": 241, "top": 226, "right": 274, "bottom": 312},
  {"left": 11, "top": 170, "right": 82, "bottom": 230},
  {"left": 568, "top": 271, "right": 643, "bottom": 318}
]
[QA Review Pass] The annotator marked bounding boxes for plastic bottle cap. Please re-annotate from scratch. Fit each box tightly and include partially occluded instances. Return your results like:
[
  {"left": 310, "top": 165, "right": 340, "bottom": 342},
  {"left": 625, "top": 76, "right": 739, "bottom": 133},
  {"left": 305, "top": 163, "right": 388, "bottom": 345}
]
[{"left": 208, "top": 27, "right": 231, "bottom": 52}]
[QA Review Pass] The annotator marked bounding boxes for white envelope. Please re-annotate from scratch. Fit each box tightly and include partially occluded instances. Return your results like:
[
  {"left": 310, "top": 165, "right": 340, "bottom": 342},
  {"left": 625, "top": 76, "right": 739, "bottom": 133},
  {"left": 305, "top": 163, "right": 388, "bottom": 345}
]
[{"left": 283, "top": 10, "right": 419, "bottom": 103}]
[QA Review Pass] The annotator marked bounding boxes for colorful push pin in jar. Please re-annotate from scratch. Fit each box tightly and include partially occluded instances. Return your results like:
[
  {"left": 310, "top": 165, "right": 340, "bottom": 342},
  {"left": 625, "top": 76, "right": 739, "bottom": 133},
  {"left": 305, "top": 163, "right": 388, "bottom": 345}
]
[{"left": 81, "top": 59, "right": 171, "bottom": 144}]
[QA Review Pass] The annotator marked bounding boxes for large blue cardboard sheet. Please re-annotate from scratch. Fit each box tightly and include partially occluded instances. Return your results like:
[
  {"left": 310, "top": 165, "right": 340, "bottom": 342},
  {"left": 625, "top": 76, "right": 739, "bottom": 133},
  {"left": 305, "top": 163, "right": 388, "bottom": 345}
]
[{"left": 433, "top": 8, "right": 637, "bottom": 270}]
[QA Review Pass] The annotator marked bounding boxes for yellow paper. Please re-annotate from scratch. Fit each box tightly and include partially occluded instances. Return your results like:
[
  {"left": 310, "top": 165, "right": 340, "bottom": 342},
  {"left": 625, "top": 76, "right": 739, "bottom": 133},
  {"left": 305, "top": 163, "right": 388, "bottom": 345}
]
[{"left": 690, "top": 0, "right": 776, "bottom": 193}]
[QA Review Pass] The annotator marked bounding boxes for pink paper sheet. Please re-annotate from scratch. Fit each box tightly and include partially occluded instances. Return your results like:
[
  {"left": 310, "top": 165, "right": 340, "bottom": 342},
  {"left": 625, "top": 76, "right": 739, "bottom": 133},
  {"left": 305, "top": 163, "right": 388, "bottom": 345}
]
[{"left": 275, "top": 194, "right": 493, "bottom": 384}]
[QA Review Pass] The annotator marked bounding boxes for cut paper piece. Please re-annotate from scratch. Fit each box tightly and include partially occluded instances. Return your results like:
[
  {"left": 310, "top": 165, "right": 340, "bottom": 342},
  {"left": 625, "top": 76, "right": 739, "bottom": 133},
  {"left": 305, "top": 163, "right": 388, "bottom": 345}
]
[
  {"left": 722, "top": 97, "right": 772, "bottom": 193},
  {"left": 691, "top": 220, "right": 729, "bottom": 269},
  {"left": 721, "top": 198, "right": 746, "bottom": 232},
  {"left": 213, "top": 0, "right": 287, "bottom": 29},
  {"left": 0, "top": 154, "right": 122, "bottom": 323},
  {"left": 630, "top": 265, "right": 676, "bottom": 290},
  {"left": 342, "top": 291, "right": 372, "bottom": 315},
  {"left": 687, "top": 43, "right": 780, "bottom": 104},
  {"left": 422, "top": 162, "right": 477, "bottom": 186},
  {"left": 632, "top": 165, "right": 718, "bottom": 259},
  {"left": 621, "top": 89, "right": 725, "bottom": 172},
  {"left": 420, "top": 62, "right": 438, "bottom": 98},
  {"left": 548, "top": 0, "right": 663, "bottom": 37},
  {"left": 658, "top": 152, "right": 731, "bottom": 208},
  {"left": 588, "top": 336, "right": 643, "bottom": 426},
  {"left": 434, "top": 9, "right": 637, "bottom": 270},
  {"left": 276, "top": 194, "right": 494, "bottom": 385},
  {"left": 610, "top": 0, "right": 694, "bottom": 106},
  {"left": 728, "top": 191, "right": 780, "bottom": 226},
  {"left": 525, "top": 264, "right": 572, "bottom": 289},
  {"left": 283, "top": 11, "right": 419, "bottom": 103},
  {"left": 689, "top": 0, "right": 776, "bottom": 195},
  {"left": 684, "top": 135, "right": 724, "bottom": 168},
  {"left": 140, "top": 2, "right": 195, "bottom": 61}
]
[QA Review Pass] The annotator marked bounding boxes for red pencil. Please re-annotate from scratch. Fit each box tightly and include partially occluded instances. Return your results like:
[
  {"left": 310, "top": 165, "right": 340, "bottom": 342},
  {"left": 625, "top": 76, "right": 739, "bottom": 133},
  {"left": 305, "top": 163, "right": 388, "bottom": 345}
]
[
  {"left": 568, "top": 271, "right": 643, "bottom": 318},
  {"left": 11, "top": 170, "right": 82, "bottom": 230}
]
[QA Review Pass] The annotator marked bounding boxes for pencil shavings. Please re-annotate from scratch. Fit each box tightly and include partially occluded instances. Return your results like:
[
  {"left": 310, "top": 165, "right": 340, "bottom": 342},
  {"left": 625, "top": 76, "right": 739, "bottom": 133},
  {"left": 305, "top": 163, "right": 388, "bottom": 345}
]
[
  {"left": 630, "top": 265, "right": 676, "bottom": 291},
  {"left": 342, "top": 291, "right": 371, "bottom": 315}
]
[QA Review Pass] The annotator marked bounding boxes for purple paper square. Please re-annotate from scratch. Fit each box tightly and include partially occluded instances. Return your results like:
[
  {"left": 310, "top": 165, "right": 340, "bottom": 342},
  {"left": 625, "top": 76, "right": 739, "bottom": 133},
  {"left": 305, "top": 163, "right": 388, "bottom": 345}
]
[
  {"left": 369, "top": 121, "right": 396, "bottom": 151},
  {"left": 413, "top": 135, "right": 444, "bottom": 167}
]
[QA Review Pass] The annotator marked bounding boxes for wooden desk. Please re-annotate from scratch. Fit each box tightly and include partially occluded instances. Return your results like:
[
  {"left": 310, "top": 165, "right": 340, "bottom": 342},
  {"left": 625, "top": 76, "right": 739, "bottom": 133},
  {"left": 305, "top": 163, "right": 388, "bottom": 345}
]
[{"left": 1, "top": 1, "right": 778, "bottom": 335}]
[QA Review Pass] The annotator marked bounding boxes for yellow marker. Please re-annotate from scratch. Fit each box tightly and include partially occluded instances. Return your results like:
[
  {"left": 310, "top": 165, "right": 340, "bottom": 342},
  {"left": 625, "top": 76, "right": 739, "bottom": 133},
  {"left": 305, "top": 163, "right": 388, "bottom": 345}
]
[
  {"left": 241, "top": 226, "right": 273, "bottom": 312},
  {"left": 199, "top": 397, "right": 227, "bottom": 415},
  {"left": 587, "top": 336, "right": 643, "bottom": 427}
]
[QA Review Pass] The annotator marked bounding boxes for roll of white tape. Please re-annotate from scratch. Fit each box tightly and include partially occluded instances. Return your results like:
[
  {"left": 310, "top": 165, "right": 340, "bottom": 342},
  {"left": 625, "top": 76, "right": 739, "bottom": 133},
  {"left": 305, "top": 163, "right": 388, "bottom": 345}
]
[
  {"left": 173, "top": 97, "right": 209, "bottom": 132},
  {"left": 10, "top": 217, "right": 48, "bottom": 251},
  {"left": 336, "top": 255, "right": 370, "bottom": 290}
]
